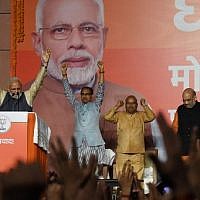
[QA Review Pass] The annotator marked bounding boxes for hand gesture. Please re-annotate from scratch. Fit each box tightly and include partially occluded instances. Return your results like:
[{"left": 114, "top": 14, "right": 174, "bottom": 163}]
[
  {"left": 115, "top": 100, "right": 124, "bottom": 109},
  {"left": 61, "top": 63, "right": 68, "bottom": 78},
  {"left": 1, "top": 161, "right": 45, "bottom": 199},
  {"left": 41, "top": 48, "right": 51, "bottom": 67},
  {"left": 140, "top": 98, "right": 147, "bottom": 106},
  {"left": 97, "top": 61, "right": 104, "bottom": 72},
  {"left": 49, "top": 137, "right": 98, "bottom": 200},
  {"left": 150, "top": 113, "right": 191, "bottom": 199},
  {"left": 118, "top": 160, "right": 134, "bottom": 196}
]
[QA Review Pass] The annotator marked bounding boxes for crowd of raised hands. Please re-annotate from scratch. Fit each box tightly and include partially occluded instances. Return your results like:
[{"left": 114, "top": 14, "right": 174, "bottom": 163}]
[{"left": 0, "top": 113, "right": 200, "bottom": 200}]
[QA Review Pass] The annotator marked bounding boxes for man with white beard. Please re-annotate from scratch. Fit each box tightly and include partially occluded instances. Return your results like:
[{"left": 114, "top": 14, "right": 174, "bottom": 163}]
[{"left": 30, "top": 0, "right": 166, "bottom": 162}]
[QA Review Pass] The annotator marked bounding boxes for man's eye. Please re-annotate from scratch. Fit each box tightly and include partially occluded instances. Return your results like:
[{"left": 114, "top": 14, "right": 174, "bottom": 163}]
[
  {"left": 51, "top": 27, "right": 70, "bottom": 34},
  {"left": 81, "top": 26, "right": 98, "bottom": 33}
]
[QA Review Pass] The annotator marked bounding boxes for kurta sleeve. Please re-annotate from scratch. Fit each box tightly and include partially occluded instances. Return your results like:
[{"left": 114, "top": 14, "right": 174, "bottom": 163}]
[
  {"left": 62, "top": 78, "right": 78, "bottom": 107},
  {"left": 141, "top": 105, "right": 156, "bottom": 122},
  {"left": 95, "top": 82, "right": 104, "bottom": 110},
  {"left": 24, "top": 67, "right": 46, "bottom": 106},
  {"left": 104, "top": 107, "right": 119, "bottom": 123},
  {"left": 0, "top": 90, "right": 7, "bottom": 105}
]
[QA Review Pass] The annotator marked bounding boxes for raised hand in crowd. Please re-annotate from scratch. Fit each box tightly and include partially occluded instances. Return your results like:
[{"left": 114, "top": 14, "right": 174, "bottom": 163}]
[
  {"left": 117, "top": 160, "right": 150, "bottom": 200},
  {"left": 147, "top": 183, "right": 165, "bottom": 200},
  {"left": 118, "top": 160, "right": 134, "bottom": 199},
  {"left": 49, "top": 136, "right": 110, "bottom": 200},
  {"left": 187, "top": 128, "right": 200, "bottom": 200},
  {"left": 149, "top": 113, "right": 193, "bottom": 200},
  {"left": 0, "top": 161, "right": 45, "bottom": 200}
]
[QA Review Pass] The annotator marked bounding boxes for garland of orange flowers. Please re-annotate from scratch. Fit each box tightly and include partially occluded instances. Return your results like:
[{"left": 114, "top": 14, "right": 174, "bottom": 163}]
[{"left": 11, "top": 0, "right": 25, "bottom": 76}]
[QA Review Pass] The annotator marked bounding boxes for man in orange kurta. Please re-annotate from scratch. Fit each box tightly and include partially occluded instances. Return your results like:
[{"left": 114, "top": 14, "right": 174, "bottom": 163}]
[{"left": 104, "top": 96, "right": 155, "bottom": 180}]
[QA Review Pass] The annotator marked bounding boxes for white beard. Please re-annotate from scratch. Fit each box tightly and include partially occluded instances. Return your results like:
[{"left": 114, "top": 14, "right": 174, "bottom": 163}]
[
  {"left": 9, "top": 92, "right": 22, "bottom": 99},
  {"left": 46, "top": 48, "right": 103, "bottom": 86},
  {"left": 47, "top": 58, "right": 62, "bottom": 80},
  {"left": 67, "top": 64, "right": 98, "bottom": 85}
]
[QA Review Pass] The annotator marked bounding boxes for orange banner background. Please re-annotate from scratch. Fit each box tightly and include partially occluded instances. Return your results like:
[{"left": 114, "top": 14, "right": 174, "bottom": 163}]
[
  {"left": 10, "top": 0, "right": 200, "bottom": 121},
  {"left": 0, "top": 122, "right": 27, "bottom": 171}
]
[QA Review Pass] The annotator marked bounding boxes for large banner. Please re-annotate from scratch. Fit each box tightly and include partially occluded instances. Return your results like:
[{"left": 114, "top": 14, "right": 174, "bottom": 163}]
[
  {"left": 10, "top": 0, "right": 200, "bottom": 155},
  {"left": 11, "top": 0, "right": 200, "bottom": 121}
]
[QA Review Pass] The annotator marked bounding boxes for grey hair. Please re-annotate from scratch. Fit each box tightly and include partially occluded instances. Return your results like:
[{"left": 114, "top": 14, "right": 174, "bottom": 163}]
[
  {"left": 35, "top": 0, "right": 105, "bottom": 32},
  {"left": 183, "top": 88, "right": 196, "bottom": 97},
  {"left": 9, "top": 77, "right": 22, "bottom": 86}
]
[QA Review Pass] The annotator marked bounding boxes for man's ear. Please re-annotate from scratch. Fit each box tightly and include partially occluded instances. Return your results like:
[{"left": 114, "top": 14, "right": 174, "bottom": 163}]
[
  {"left": 102, "top": 27, "right": 108, "bottom": 48},
  {"left": 31, "top": 32, "right": 43, "bottom": 55}
]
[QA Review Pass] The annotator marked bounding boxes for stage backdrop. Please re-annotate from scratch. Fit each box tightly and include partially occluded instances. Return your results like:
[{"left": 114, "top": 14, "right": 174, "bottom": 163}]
[{"left": 10, "top": 0, "right": 200, "bottom": 122}]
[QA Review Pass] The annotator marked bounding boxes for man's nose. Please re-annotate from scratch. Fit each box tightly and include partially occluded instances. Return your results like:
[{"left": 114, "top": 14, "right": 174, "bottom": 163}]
[
  {"left": 66, "top": 28, "right": 85, "bottom": 50},
  {"left": 15, "top": 88, "right": 21, "bottom": 93}
]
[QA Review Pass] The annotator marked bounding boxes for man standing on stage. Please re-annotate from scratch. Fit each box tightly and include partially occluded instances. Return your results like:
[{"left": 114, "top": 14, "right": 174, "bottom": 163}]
[
  {"left": 0, "top": 49, "right": 51, "bottom": 111},
  {"left": 61, "top": 61, "right": 108, "bottom": 167},
  {"left": 104, "top": 96, "right": 155, "bottom": 180},
  {"left": 172, "top": 88, "right": 200, "bottom": 156}
]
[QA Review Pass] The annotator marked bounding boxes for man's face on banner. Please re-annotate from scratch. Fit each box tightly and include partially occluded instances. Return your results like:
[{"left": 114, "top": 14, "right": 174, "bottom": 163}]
[{"left": 32, "top": 0, "right": 106, "bottom": 85}]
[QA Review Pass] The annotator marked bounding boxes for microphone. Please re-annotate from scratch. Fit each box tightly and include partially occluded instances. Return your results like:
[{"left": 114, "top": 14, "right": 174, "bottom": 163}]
[
  {"left": 11, "top": 92, "right": 19, "bottom": 96},
  {"left": 16, "top": 92, "right": 20, "bottom": 111},
  {"left": 11, "top": 92, "right": 20, "bottom": 99}
]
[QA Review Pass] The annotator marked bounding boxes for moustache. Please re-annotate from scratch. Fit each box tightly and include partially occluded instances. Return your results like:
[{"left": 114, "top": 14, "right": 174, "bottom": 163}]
[{"left": 57, "top": 50, "right": 94, "bottom": 66}]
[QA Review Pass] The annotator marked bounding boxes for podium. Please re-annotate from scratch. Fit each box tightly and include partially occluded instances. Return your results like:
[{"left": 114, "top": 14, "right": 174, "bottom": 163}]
[{"left": 0, "top": 112, "right": 51, "bottom": 172}]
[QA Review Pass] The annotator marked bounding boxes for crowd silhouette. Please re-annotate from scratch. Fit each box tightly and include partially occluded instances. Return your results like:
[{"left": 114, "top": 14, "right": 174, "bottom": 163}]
[{"left": 0, "top": 113, "right": 200, "bottom": 199}]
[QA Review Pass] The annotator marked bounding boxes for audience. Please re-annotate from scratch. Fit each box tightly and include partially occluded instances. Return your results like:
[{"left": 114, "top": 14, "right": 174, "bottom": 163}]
[
  {"left": 0, "top": 113, "right": 200, "bottom": 199},
  {"left": 0, "top": 161, "right": 45, "bottom": 200},
  {"left": 144, "top": 113, "right": 200, "bottom": 200}
]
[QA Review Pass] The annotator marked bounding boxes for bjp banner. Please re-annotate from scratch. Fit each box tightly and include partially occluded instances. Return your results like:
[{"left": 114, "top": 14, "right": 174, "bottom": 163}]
[{"left": 10, "top": 0, "right": 200, "bottom": 156}]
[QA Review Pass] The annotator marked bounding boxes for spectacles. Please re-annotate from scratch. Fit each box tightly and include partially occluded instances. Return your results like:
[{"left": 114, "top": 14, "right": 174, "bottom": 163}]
[{"left": 39, "top": 23, "right": 104, "bottom": 40}]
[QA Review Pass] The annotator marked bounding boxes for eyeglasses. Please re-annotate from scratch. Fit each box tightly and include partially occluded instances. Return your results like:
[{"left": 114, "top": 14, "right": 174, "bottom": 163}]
[{"left": 39, "top": 23, "right": 104, "bottom": 40}]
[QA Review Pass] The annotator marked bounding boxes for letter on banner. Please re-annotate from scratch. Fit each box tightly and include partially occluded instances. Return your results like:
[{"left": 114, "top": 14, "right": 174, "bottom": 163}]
[
  {"left": 168, "top": 56, "right": 200, "bottom": 92},
  {"left": 174, "top": 0, "right": 200, "bottom": 32}
]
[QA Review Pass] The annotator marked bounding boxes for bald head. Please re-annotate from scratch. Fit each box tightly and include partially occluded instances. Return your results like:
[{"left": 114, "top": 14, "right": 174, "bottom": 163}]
[
  {"left": 182, "top": 88, "right": 197, "bottom": 108},
  {"left": 125, "top": 95, "right": 137, "bottom": 103},
  {"left": 125, "top": 95, "right": 138, "bottom": 114}
]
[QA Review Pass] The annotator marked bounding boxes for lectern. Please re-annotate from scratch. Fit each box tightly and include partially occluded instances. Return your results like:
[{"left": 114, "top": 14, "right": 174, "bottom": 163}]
[{"left": 0, "top": 112, "right": 51, "bottom": 172}]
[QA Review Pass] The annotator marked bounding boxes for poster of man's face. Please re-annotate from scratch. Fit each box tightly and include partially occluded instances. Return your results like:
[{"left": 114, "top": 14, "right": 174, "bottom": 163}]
[
  {"left": 32, "top": 0, "right": 105, "bottom": 85},
  {"left": 11, "top": 0, "right": 200, "bottom": 122}
]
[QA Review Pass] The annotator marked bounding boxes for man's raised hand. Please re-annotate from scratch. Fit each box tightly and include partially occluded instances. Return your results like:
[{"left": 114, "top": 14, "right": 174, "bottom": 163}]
[
  {"left": 140, "top": 98, "right": 147, "bottom": 107},
  {"left": 41, "top": 48, "right": 51, "bottom": 68},
  {"left": 61, "top": 63, "right": 68, "bottom": 79},
  {"left": 115, "top": 100, "right": 124, "bottom": 110},
  {"left": 97, "top": 61, "right": 104, "bottom": 73}
]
